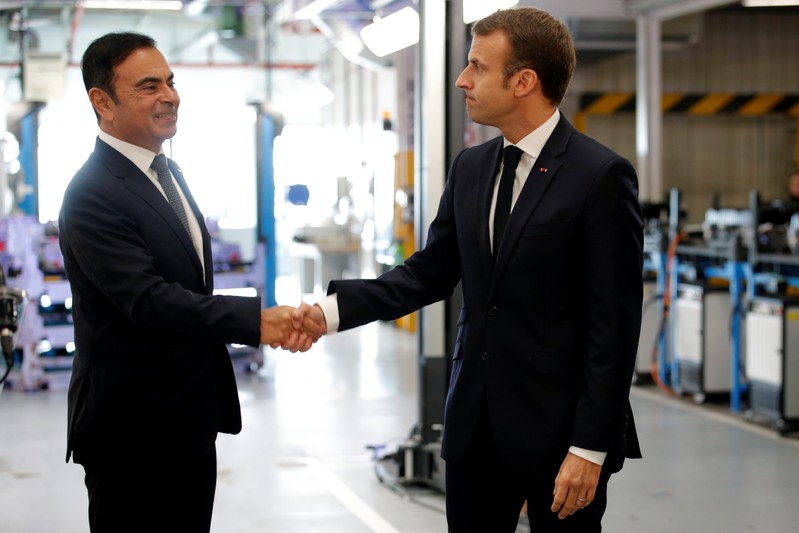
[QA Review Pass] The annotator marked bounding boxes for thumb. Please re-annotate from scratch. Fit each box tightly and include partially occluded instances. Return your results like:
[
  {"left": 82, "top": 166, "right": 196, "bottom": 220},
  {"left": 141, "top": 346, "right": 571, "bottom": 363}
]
[{"left": 292, "top": 303, "right": 309, "bottom": 329}]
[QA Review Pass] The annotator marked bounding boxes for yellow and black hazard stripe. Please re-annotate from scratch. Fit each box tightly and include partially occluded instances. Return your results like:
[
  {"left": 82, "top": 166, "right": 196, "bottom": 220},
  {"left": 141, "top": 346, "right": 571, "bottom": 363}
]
[{"left": 579, "top": 92, "right": 799, "bottom": 115}]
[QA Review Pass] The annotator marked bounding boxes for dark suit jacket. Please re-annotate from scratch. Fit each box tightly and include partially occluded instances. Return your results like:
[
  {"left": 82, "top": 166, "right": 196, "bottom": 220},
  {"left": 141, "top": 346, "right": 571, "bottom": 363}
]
[
  {"left": 59, "top": 138, "right": 261, "bottom": 464},
  {"left": 329, "top": 116, "right": 643, "bottom": 473}
]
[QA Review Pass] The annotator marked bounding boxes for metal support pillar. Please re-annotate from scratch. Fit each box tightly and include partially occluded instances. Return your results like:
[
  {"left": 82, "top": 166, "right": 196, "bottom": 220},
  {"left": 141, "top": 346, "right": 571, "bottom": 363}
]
[
  {"left": 631, "top": 0, "right": 738, "bottom": 202},
  {"left": 374, "top": 0, "right": 452, "bottom": 492},
  {"left": 17, "top": 108, "right": 40, "bottom": 217},
  {"left": 254, "top": 109, "right": 281, "bottom": 308},
  {"left": 636, "top": 13, "right": 662, "bottom": 203},
  {"left": 411, "top": 0, "right": 448, "bottom": 488},
  {"left": 413, "top": 0, "right": 448, "bottom": 448}
]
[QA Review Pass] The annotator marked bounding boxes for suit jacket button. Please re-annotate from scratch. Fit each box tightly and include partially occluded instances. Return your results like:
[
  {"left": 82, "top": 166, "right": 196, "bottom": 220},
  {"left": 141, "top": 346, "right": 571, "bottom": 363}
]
[
  {"left": 488, "top": 305, "right": 498, "bottom": 316},
  {"left": 482, "top": 352, "right": 488, "bottom": 360}
]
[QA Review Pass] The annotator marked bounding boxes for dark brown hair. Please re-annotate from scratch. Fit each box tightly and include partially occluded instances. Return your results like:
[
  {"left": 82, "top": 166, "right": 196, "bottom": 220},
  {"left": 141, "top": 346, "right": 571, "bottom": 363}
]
[{"left": 472, "top": 7, "right": 576, "bottom": 105}]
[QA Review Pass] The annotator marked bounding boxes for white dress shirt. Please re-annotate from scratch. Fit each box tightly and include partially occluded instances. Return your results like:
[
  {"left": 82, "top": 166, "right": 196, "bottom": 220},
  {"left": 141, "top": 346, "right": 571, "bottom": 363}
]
[{"left": 489, "top": 109, "right": 560, "bottom": 249}]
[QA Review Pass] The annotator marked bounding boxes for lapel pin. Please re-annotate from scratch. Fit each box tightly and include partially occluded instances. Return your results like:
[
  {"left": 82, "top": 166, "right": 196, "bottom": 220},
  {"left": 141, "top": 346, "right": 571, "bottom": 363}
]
[{"left": 540, "top": 167, "right": 548, "bottom": 173}]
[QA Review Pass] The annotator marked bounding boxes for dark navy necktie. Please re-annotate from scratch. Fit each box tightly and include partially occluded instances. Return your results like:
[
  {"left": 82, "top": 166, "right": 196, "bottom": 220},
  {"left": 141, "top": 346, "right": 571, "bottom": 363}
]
[
  {"left": 151, "top": 154, "right": 192, "bottom": 242},
  {"left": 493, "top": 145, "right": 523, "bottom": 259}
]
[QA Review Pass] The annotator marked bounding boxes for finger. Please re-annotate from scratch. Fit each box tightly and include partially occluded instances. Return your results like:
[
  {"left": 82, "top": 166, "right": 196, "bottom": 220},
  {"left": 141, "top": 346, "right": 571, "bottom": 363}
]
[
  {"left": 299, "top": 337, "right": 313, "bottom": 352},
  {"left": 552, "top": 477, "right": 579, "bottom": 519},
  {"left": 293, "top": 304, "right": 310, "bottom": 329},
  {"left": 557, "top": 494, "right": 581, "bottom": 519},
  {"left": 293, "top": 332, "right": 312, "bottom": 352},
  {"left": 282, "top": 331, "right": 301, "bottom": 352},
  {"left": 550, "top": 484, "right": 567, "bottom": 514},
  {"left": 578, "top": 486, "right": 595, "bottom": 507}
]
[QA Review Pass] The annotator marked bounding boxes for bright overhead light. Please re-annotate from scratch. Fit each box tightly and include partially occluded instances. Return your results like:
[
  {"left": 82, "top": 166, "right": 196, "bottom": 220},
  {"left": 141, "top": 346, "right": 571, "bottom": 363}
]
[
  {"left": 294, "top": 0, "right": 342, "bottom": 20},
  {"left": 742, "top": 0, "right": 799, "bottom": 6},
  {"left": 463, "top": 0, "right": 519, "bottom": 24},
  {"left": 80, "top": 0, "right": 183, "bottom": 10},
  {"left": 360, "top": 7, "right": 419, "bottom": 58}
]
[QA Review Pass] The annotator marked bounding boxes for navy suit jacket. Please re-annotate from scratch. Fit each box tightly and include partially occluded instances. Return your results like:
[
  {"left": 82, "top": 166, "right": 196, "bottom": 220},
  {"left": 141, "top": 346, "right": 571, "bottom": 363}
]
[
  {"left": 59, "top": 138, "right": 261, "bottom": 464},
  {"left": 329, "top": 115, "right": 643, "bottom": 472}
]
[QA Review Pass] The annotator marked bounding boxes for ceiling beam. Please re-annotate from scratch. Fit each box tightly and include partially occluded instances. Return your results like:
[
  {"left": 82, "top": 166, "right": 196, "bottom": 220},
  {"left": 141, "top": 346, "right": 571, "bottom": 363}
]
[{"left": 626, "top": 0, "right": 738, "bottom": 19}]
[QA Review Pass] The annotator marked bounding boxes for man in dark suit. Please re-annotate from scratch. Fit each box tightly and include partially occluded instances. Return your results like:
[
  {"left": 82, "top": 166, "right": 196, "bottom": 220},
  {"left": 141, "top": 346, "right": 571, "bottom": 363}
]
[
  {"left": 296, "top": 7, "right": 643, "bottom": 532},
  {"left": 59, "top": 32, "right": 321, "bottom": 533}
]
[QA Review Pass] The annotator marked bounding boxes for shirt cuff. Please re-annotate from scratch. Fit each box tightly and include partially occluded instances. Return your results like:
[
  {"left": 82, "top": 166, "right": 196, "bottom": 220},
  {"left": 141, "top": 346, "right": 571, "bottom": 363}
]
[
  {"left": 569, "top": 446, "right": 606, "bottom": 466},
  {"left": 316, "top": 294, "right": 340, "bottom": 334}
]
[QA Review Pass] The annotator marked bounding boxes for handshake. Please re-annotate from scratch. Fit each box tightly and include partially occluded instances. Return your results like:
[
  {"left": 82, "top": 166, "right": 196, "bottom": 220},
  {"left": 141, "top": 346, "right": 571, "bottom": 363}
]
[{"left": 259, "top": 303, "right": 328, "bottom": 352}]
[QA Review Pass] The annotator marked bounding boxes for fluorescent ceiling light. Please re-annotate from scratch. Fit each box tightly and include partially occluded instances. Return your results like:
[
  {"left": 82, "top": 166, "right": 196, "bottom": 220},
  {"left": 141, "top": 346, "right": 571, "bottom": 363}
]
[
  {"left": 294, "top": 0, "right": 344, "bottom": 20},
  {"left": 80, "top": 0, "right": 183, "bottom": 10},
  {"left": 360, "top": 7, "right": 419, "bottom": 58},
  {"left": 742, "top": 0, "right": 799, "bottom": 5},
  {"left": 183, "top": 0, "right": 209, "bottom": 17},
  {"left": 463, "top": 0, "right": 519, "bottom": 24}
]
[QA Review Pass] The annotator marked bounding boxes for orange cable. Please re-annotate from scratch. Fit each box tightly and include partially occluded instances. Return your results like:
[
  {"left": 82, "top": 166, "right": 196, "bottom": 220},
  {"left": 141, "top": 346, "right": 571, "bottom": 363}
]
[{"left": 650, "top": 230, "right": 686, "bottom": 395}]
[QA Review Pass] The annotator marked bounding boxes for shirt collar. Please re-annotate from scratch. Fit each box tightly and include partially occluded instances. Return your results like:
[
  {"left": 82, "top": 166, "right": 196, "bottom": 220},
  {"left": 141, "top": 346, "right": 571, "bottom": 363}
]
[
  {"left": 98, "top": 130, "right": 163, "bottom": 176},
  {"left": 504, "top": 108, "right": 560, "bottom": 159}
]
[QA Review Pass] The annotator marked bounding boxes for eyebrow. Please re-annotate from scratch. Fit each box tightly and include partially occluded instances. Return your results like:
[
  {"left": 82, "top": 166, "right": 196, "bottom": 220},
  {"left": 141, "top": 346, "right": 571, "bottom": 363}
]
[{"left": 133, "top": 73, "right": 175, "bottom": 88}]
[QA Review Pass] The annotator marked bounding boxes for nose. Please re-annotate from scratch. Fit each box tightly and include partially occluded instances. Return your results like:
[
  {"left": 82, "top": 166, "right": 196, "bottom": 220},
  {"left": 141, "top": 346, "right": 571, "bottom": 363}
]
[
  {"left": 455, "top": 67, "right": 469, "bottom": 90},
  {"left": 161, "top": 85, "right": 179, "bottom": 105}
]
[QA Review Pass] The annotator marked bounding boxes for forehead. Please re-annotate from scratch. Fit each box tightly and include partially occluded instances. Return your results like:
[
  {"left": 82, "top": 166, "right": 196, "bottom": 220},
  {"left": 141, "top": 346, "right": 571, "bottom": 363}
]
[
  {"left": 468, "top": 31, "right": 510, "bottom": 63},
  {"left": 113, "top": 47, "right": 171, "bottom": 81}
]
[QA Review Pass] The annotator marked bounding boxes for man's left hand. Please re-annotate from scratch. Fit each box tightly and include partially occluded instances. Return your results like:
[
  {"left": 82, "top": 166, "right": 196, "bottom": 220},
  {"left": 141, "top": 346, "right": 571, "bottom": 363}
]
[{"left": 550, "top": 451, "right": 601, "bottom": 519}]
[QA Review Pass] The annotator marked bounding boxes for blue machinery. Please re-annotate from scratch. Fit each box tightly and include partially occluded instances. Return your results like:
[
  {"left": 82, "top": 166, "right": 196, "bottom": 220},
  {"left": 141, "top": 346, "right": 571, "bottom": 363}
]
[{"left": 641, "top": 188, "right": 799, "bottom": 433}]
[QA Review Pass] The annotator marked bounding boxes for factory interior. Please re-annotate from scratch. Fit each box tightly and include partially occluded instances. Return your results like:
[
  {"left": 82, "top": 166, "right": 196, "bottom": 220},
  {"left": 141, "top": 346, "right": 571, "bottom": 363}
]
[{"left": 2, "top": 0, "right": 799, "bottom": 531}]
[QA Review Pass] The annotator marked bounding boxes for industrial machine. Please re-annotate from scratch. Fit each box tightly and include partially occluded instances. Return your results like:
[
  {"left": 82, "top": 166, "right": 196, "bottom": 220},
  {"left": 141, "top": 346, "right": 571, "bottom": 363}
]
[
  {"left": 667, "top": 189, "right": 748, "bottom": 408},
  {"left": 673, "top": 283, "right": 734, "bottom": 402},
  {"left": 744, "top": 191, "right": 799, "bottom": 433},
  {"left": 0, "top": 265, "right": 26, "bottom": 392},
  {"left": 637, "top": 201, "right": 673, "bottom": 384},
  {"left": 745, "top": 297, "right": 799, "bottom": 433}
]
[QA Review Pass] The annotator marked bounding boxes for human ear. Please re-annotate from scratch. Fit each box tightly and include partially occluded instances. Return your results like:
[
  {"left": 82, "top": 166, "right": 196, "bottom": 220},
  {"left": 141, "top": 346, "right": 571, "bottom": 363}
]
[
  {"left": 88, "top": 87, "right": 114, "bottom": 121},
  {"left": 514, "top": 68, "right": 539, "bottom": 97}
]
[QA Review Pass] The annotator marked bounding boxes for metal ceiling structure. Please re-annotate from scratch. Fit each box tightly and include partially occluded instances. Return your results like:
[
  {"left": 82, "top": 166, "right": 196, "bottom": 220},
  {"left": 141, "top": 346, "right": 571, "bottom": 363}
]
[
  {"left": 0, "top": 1, "right": 759, "bottom": 70},
  {"left": 1, "top": 0, "right": 793, "bottom": 192}
]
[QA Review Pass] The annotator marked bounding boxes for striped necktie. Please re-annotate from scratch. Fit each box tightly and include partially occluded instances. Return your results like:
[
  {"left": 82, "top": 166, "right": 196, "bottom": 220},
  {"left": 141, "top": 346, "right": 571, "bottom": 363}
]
[{"left": 151, "top": 154, "right": 192, "bottom": 242}]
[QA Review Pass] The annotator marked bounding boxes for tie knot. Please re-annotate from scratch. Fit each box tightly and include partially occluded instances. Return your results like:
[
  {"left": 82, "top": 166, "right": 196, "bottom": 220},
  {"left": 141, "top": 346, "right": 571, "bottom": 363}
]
[
  {"left": 503, "top": 145, "right": 523, "bottom": 170},
  {"left": 151, "top": 154, "right": 169, "bottom": 174}
]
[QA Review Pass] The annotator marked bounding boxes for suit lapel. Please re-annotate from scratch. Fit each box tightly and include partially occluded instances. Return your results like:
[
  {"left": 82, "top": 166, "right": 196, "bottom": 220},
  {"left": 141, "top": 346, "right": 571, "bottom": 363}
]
[
  {"left": 478, "top": 139, "right": 505, "bottom": 282},
  {"left": 490, "top": 116, "right": 573, "bottom": 291},
  {"left": 95, "top": 141, "right": 205, "bottom": 281}
]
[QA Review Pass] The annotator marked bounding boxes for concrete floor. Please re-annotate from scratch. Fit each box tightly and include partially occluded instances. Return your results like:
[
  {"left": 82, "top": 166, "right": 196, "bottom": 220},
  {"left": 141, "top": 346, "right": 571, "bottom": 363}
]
[{"left": 2, "top": 320, "right": 799, "bottom": 532}]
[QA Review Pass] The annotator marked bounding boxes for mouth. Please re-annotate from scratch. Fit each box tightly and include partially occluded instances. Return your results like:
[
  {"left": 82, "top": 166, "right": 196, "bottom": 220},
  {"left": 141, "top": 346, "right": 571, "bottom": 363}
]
[{"left": 155, "top": 112, "right": 176, "bottom": 120}]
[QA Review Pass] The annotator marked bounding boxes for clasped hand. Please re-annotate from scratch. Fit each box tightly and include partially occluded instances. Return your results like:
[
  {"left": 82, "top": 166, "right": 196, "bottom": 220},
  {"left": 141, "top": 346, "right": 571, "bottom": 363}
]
[{"left": 260, "top": 303, "right": 327, "bottom": 352}]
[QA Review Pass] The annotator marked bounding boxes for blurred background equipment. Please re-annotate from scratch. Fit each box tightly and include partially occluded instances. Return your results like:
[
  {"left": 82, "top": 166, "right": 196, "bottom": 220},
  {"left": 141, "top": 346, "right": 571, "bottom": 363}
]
[{"left": 0, "top": 263, "right": 26, "bottom": 390}]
